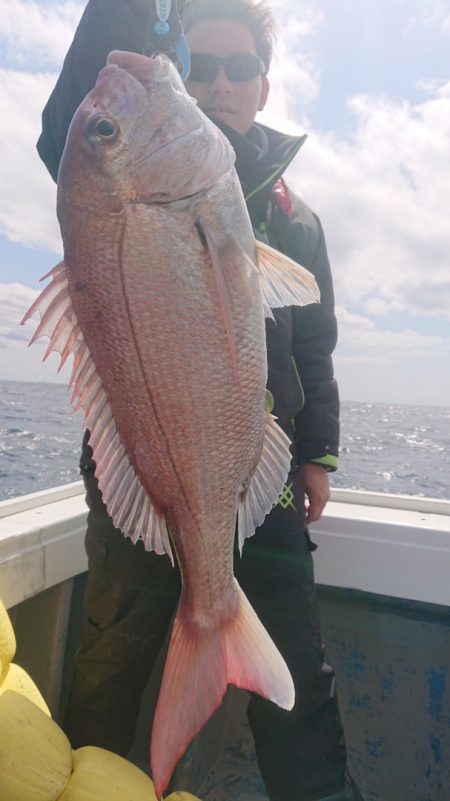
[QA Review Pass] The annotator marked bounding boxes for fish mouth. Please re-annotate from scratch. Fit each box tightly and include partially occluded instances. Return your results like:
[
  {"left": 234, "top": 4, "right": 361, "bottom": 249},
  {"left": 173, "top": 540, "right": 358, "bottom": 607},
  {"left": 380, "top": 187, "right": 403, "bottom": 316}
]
[
  {"left": 131, "top": 128, "right": 201, "bottom": 168},
  {"left": 106, "top": 50, "right": 187, "bottom": 103}
]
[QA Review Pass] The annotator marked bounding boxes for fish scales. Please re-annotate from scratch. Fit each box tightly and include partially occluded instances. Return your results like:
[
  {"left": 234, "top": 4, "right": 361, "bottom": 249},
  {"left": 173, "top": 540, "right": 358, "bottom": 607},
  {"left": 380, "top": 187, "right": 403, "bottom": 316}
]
[
  {"left": 63, "top": 172, "right": 265, "bottom": 624},
  {"left": 69, "top": 202, "right": 264, "bottom": 522}
]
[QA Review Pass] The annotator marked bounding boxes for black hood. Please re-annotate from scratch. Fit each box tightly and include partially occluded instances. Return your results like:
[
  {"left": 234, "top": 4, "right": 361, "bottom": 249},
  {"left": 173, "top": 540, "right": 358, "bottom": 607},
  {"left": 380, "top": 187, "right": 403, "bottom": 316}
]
[{"left": 210, "top": 119, "right": 307, "bottom": 223}]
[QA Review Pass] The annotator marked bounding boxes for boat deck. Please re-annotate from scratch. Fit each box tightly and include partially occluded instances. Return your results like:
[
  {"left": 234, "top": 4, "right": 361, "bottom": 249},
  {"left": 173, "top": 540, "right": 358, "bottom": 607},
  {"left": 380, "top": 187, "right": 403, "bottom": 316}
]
[{"left": 1, "top": 483, "right": 449, "bottom": 801}]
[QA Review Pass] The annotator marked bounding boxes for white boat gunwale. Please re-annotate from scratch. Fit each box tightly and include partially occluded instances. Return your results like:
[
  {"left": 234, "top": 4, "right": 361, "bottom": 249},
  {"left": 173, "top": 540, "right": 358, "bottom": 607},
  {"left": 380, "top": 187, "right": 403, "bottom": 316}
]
[{"left": 1, "top": 482, "right": 449, "bottom": 610}]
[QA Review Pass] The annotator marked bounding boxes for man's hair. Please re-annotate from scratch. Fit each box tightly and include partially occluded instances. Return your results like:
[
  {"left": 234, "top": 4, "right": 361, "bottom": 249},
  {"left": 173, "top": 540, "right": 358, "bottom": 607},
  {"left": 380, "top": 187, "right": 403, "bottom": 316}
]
[{"left": 182, "top": 0, "right": 277, "bottom": 72}]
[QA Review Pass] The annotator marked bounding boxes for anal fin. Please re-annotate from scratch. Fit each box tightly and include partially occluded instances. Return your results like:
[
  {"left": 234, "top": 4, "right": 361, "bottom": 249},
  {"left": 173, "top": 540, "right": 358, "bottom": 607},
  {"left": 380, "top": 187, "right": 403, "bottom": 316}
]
[{"left": 238, "top": 412, "right": 292, "bottom": 551}]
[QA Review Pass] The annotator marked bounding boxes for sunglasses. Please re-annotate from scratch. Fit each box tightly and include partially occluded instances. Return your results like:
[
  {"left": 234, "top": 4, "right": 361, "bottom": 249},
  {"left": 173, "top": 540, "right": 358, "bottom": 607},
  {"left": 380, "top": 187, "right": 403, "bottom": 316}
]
[{"left": 188, "top": 52, "right": 266, "bottom": 83}]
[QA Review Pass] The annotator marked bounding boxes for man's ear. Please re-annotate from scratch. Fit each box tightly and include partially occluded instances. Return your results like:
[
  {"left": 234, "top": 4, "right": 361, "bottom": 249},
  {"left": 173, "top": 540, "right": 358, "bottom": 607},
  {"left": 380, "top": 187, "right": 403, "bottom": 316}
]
[{"left": 258, "top": 76, "right": 270, "bottom": 111}]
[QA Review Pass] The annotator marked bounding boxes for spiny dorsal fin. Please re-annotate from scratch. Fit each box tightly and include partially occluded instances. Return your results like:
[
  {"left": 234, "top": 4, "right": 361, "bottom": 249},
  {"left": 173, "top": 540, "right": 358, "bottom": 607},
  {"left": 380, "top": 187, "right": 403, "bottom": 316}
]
[{"left": 21, "top": 262, "right": 173, "bottom": 562}]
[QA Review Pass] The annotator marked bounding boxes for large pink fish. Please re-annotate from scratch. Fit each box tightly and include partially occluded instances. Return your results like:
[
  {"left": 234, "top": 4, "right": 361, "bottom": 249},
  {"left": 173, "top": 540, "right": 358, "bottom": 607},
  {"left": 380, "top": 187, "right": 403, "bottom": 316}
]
[{"left": 23, "top": 51, "right": 319, "bottom": 797}]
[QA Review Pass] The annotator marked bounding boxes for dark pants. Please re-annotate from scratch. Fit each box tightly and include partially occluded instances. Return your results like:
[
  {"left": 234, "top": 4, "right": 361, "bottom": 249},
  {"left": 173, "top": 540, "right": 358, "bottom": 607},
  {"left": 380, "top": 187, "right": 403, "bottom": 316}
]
[{"left": 64, "top": 468, "right": 349, "bottom": 801}]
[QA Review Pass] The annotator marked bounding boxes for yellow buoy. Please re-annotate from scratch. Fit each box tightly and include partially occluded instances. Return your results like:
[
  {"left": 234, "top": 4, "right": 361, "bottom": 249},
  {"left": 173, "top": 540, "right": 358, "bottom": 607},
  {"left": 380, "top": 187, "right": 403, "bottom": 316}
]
[
  {"left": 0, "top": 662, "right": 50, "bottom": 715},
  {"left": 57, "top": 745, "right": 158, "bottom": 801},
  {"left": 0, "top": 690, "right": 72, "bottom": 801},
  {"left": 165, "top": 794, "right": 204, "bottom": 800},
  {"left": 0, "top": 599, "right": 16, "bottom": 673}
]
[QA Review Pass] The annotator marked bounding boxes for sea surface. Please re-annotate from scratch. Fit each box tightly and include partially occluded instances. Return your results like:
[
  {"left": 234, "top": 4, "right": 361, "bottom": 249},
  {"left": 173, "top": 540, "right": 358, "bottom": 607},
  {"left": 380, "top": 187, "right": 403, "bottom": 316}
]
[{"left": 0, "top": 379, "right": 449, "bottom": 502}]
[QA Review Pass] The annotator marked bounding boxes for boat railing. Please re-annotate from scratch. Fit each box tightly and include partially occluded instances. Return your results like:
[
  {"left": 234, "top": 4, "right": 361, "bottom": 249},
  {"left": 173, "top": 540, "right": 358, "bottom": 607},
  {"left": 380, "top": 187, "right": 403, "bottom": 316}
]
[{"left": 1, "top": 482, "right": 449, "bottom": 609}]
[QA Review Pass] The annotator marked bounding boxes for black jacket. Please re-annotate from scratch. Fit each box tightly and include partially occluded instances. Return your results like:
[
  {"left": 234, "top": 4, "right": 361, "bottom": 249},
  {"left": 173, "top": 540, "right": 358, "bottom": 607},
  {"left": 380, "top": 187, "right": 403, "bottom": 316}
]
[
  {"left": 220, "top": 121, "right": 339, "bottom": 469},
  {"left": 37, "top": 0, "right": 339, "bottom": 480}
]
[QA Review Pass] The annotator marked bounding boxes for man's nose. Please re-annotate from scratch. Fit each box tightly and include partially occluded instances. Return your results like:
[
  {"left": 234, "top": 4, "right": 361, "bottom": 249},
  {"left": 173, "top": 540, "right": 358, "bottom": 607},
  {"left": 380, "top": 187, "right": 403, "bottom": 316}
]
[{"left": 209, "top": 64, "right": 233, "bottom": 92}]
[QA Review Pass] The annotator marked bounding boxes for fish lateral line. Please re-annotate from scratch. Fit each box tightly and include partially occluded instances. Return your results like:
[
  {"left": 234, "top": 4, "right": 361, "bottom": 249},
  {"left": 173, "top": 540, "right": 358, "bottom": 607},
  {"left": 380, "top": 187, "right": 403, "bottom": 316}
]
[{"left": 196, "top": 216, "right": 240, "bottom": 384}]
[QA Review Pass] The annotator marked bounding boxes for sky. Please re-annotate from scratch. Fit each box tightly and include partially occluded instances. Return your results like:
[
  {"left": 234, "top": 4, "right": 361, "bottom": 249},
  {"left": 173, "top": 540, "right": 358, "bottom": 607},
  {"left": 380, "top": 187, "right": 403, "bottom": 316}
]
[{"left": 0, "top": 0, "right": 449, "bottom": 406}]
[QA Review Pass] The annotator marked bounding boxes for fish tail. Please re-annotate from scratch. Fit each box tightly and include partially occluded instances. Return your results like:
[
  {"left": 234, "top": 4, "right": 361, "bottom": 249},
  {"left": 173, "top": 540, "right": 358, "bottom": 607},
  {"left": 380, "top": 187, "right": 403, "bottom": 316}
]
[{"left": 150, "top": 580, "right": 295, "bottom": 798}]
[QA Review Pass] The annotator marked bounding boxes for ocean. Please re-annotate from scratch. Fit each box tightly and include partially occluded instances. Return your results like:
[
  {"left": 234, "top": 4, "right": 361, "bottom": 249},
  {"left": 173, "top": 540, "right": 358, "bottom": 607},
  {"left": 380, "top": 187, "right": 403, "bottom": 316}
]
[{"left": 0, "top": 379, "right": 449, "bottom": 503}]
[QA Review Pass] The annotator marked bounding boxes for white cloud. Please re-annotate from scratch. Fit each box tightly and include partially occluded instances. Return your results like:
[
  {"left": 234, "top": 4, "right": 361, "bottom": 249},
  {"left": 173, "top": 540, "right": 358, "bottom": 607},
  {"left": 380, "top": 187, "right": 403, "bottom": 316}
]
[
  {"left": 270, "top": 0, "right": 325, "bottom": 37},
  {"left": 333, "top": 312, "right": 450, "bottom": 406},
  {"left": 0, "top": 0, "right": 83, "bottom": 68},
  {"left": 0, "top": 67, "right": 62, "bottom": 253},
  {"left": 0, "top": 280, "right": 69, "bottom": 382},
  {"left": 334, "top": 347, "right": 450, "bottom": 406},
  {"left": 0, "top": 3, "right": 79, "bottom": 258},
  {"left": 336, "top": 306, "right": 450, "bottom": 357},
  {"left": 258, "top": 0, "right": 323, "bottom": 133},
  {"left": 266, "top": 49, "right": 319, "bottom": 132},
  {"left": 0, "top": 281, "right": 37, "bottom": 345},
  {"left": 0, "top": 335, "right": 69, "bottom": 383},
  {"left": 363, "top": 297, "right": 403, "bottom": 316},
  {"left": 257, "top": 3, "right": 450, "bottom": 329},
  {"left": 421, "top": 1, "right": 450, "bottom": 36},
  {"left": 260, "top": 80, "right": 450, "bottom": 322}
]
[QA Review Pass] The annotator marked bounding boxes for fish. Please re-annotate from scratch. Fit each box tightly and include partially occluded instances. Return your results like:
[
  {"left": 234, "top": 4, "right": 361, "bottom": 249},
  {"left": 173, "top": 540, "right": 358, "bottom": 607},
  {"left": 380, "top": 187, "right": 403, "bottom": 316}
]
[{"left": 22, "top": 50, "right": 320, "bottom": 797}]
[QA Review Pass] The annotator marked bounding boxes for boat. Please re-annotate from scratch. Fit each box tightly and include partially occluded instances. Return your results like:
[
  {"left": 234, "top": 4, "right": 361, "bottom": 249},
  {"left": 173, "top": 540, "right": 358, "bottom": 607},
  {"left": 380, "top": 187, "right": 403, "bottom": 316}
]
[{"left": 1, "top": 482, "right": 449, "bottom": 800}]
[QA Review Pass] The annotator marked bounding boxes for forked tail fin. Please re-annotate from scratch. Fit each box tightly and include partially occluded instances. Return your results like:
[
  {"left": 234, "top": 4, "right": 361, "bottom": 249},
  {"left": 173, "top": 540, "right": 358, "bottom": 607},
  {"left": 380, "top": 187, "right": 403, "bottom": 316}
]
[{"left": 150, "top": 579, "right": 295, "bottom": 797}]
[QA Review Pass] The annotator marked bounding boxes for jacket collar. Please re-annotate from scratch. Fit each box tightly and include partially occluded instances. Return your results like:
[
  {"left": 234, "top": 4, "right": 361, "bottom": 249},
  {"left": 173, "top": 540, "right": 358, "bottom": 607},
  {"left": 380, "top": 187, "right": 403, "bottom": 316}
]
[
  {"left": 210, "top": 119, "right": 307, "bottom": 222},
  {"left": 211, "top": 120, "right": 307, "bottom": 197}
]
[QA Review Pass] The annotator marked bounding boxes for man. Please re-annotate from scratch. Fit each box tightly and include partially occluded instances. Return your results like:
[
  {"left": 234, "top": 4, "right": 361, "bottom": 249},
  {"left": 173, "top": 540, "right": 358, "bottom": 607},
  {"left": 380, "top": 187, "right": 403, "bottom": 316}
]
[{"left": 37, "top": 2, "right": 362, "bottom": 799}]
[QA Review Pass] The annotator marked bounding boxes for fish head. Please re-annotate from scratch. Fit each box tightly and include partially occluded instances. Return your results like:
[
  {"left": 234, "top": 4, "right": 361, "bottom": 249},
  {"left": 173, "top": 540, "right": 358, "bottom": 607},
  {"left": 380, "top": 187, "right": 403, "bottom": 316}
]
[{"left": 57, "top": 50, "right": 235, "bottom": 211}]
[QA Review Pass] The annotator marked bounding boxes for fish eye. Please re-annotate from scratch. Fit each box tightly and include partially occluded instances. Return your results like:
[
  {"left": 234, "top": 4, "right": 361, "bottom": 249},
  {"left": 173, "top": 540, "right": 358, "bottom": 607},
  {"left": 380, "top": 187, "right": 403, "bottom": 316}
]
[
  {"left": 96, "top": 119, "right": 116, "bottom": 137},
  {"left": 87, "top": 115, "right": 120, "bottom": 145}
]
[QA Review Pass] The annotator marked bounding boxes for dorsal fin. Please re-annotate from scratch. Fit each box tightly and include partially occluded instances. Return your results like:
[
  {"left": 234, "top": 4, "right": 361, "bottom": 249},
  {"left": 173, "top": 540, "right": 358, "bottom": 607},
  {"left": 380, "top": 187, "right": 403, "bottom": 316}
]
[{"left": 21, "top": 263, "right": 173, "bottom": 562}]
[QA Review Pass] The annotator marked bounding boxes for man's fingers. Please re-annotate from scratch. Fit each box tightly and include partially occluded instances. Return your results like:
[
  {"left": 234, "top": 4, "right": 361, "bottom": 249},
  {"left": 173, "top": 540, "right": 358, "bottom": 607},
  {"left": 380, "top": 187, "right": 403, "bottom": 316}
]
[
  {"left": 299, "top": 463, "right": 331, "bottom": 524},
  {"left": 305, "top": 498, "right": 327, "bottom": 524}
]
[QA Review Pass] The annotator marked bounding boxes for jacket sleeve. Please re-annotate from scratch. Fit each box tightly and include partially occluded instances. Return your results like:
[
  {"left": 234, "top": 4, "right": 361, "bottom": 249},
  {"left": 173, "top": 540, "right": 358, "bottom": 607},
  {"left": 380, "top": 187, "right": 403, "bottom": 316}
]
[
  {"left": 37, "top": 0, "right": 152, "bottom": 181},
  {"left": 79, "top": 429, "right": 105, "bottom": 514},
  {"left": 275, "top": 196, "right": 340, "bottom": 470}
]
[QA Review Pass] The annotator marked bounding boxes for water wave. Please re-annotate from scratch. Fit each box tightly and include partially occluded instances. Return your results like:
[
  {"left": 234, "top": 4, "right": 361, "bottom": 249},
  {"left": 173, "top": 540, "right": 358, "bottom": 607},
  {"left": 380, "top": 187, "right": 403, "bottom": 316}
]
[{"left": 0, "top": 381, "right": 449, "bottom": 502}]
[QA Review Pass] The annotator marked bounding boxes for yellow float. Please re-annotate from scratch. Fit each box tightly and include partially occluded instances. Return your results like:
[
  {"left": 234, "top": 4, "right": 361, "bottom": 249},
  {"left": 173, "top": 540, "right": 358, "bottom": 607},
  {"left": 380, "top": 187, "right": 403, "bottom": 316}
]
[
  {"left": 0, "top": 598, "right": 16, "bottom": 672},
  {"left": 0, "top": 690, "right": 73, "bottom": 801},
  {"left": 57, "top": 745, "right": 158, "bottom": 800},
  {"left": 0, "top": 598, "right": 205, "bottom": 801},
  {"left": 0, "top": 661, "right": 50, "bottom": 714}
]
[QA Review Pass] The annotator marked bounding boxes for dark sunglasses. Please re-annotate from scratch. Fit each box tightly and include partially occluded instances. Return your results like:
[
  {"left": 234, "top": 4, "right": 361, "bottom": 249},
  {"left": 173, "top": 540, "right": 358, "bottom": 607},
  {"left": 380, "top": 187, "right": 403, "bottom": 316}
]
[{"left": 188, "top": 52, "right": 266, "bottom": 83}]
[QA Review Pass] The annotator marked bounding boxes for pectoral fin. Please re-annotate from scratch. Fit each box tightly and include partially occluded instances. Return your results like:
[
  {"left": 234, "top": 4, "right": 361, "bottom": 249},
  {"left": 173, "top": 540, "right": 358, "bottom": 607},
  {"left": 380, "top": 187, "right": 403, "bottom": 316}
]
[{"left": 254, "top": 240, "right": 320, "bottom": 318}]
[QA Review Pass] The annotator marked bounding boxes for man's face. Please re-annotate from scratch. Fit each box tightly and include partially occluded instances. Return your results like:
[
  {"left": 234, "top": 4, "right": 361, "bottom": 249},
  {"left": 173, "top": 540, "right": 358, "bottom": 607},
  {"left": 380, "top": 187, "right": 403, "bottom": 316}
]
[{"left": 185, "top": 19, "right": 270, "bottom": 136}]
